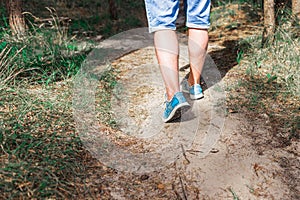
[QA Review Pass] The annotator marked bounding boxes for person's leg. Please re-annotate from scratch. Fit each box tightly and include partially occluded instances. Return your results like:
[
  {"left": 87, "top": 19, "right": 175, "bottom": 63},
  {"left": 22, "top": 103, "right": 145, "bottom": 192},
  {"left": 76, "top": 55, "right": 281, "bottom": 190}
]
[
  {"left": 154, "top": 30, "right": 180, "bottom": 101},
  {"left": 179, "top": 0, "right": 210, "bottom": 100},
  {"left": 144, "top": 0, "right": 190, "bottom": 122},
  {"left": 188, "top": 28, "right": 208, "bottom": 86},
  {"left": 144, "top": 0, "right": 181, "bottom": 100}
]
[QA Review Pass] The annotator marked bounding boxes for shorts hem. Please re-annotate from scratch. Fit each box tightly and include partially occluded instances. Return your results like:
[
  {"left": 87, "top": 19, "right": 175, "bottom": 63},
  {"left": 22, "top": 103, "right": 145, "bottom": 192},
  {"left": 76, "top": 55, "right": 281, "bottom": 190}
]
[
  {"left": 186, "top": 23, "right": 210, "bottom": 30},
  {"left": 149, "top": 26, "right": 176, "bottom": 33}
]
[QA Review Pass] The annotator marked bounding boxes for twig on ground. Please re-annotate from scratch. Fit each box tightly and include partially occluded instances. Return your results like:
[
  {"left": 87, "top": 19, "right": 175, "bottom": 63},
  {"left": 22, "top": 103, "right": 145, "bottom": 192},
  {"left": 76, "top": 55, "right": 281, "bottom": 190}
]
[
  {"left": 186, "top": 149, "right": 203, "bottom": 155},
  {"left": 179, "top": 175, "right": 188, "bottom": 200},
  {"left": 172, "top": 183, "right": 183, "bottom": 200},
  {"left": 180, "top": 144, "right": 190, "bottom": 164}
]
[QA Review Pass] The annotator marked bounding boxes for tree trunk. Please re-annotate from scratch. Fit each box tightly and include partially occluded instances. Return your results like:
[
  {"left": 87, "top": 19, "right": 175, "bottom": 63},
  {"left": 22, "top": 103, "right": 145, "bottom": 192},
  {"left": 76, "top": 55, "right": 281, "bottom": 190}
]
[
  {"left": 6, "top": 0, "right": 26, "bottom": 35},
  {"left": 262, "top": 0, "right": 275, "bottom": 46},
  {"left": 292, "top": 0, "right": 300, "bottom": 21},
  {"left": 108, "top": 0, "right": 118, "bottom": 20}
]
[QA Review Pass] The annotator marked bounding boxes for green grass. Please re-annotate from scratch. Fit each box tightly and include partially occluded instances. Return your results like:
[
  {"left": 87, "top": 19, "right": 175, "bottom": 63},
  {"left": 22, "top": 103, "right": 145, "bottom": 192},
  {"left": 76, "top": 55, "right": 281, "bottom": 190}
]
[
  {"left": 0, "top": 31, "right": 90, "bottom": 86},
  {"left": 0, "top": 7, "right": 98, "bottom": 198},
  {"left": 212, "top": 0, "right": 262, "bottom": 7},
  {"left": 0, "top": 1, "right": 138, "bottom": 197},
  {"left": 0, "top": 82, "right": 91, "bottom": 199},
  {"left": 0, "top": 7, "right": 94, "bottom": 88},
  {"left": 229, "top": 187, "right": 240, "bottom": 200},
  {"left": 240, "top": 29, "right": 299, "bottom": 96},
  {"left": 0, "top": 54, "right": 118, "bottom": 200},
  {"left": 227, "top": 16, "right": 300, "bottom": 143},
  {"left": 95, "top": 66, "right": 119, "bottom": 128}
]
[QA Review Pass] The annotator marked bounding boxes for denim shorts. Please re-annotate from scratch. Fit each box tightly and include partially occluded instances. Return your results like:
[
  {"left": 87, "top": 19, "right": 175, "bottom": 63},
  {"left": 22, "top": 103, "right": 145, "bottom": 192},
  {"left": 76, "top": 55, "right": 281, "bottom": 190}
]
[{"left": 144, "top": 0, "right": 211, "bottom": 33}]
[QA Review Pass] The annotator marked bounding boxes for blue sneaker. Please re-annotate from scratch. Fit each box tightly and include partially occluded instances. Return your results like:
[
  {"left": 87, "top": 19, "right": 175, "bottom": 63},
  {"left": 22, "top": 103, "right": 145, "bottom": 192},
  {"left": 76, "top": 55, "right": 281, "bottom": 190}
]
[
  {"left": 182, "top": 78, "right": 204, "bottom": 100},
  {"left": 163, "top": 92, "right": 190, "bottom": 123}
]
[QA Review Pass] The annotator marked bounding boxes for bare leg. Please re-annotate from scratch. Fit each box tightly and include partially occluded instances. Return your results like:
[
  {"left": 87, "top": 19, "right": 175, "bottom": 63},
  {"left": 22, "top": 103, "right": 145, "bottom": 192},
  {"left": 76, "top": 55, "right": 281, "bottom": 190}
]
[
  {"left": 188, "top": 28, "right": 208, "bottom": 86},
  {"left": 154, "top": 30, "right": 180, "bottom": 101}
]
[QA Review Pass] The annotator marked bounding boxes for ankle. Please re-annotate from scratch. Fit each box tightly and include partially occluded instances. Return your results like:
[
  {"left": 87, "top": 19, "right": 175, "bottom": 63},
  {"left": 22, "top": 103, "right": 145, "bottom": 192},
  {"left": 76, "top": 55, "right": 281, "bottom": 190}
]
[
  {"left": 188, "top": 76, "right": 200, "bottom": 86},
  {"left": 166, "top": 90, "right": 182, "bottom": 101},
  {"left": 187, "top": 76, "right": 195, "bottom": 86},
  {"left": 166, "top": 92, "right": 174, "bottom": 101}
]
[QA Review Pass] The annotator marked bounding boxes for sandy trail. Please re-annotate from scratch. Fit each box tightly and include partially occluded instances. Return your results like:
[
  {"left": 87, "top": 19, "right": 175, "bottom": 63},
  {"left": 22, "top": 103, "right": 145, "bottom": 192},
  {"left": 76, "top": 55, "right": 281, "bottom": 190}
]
[{"left": 74, "top": 40, "right": 297, "bottom": 198}]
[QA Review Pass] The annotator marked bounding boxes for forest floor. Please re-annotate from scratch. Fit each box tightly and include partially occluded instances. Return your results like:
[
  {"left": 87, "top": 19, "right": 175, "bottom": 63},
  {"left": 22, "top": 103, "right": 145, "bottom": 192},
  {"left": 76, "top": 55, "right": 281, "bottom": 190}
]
[
  {"left": 71, "top": 3, "right": 299, "bottom": 199},
  {"left": 1, "top": 2, "right": 299, "bottom": 200}
]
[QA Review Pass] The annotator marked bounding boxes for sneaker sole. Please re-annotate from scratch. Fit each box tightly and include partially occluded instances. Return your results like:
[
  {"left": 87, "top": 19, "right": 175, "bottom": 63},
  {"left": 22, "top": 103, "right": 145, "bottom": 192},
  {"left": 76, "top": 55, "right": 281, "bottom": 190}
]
[
  {"left": 182, "top": 87, "right": 189, "bottom": 93},
  {"left": 190, "top": 93, "right": 204, "bottom": 100},
  {"left": 182, "top": 87, "right": 204, "bottom": 100},
  {"left": 163, "top": 102, "right": 190, "bottom": 123}
]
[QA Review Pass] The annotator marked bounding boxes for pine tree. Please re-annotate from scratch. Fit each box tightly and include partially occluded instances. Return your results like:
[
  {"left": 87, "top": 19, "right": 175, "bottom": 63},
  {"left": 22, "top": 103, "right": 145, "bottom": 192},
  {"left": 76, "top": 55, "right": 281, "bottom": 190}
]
[
  {"left": 108, "top": 0, "right": 118, "bottom": 20},
  {"left": 6, "top": 0, "right": 26, "bottom": 35},
  {"left": 292, "top": 0, "right": 300, "bottom": 21},
  {"left": 262, "top": 0, "right": 275, "bottom": 46}
]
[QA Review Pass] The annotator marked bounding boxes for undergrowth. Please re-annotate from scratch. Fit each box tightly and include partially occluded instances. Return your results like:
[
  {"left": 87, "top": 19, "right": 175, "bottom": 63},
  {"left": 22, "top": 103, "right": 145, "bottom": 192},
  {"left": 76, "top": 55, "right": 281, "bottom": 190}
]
[
  {"left": 95, "top": 66, "right": 118, "bottom": 128},
  {"left": 0, "top": 7, "right": 92, "bottom": 88},
  {"left": 0, "top": 7, "right": 96, "bottom": 199},
  {"left": 228, "top": 11, "right": 300, "bottom": 143},
  {"left": 0, "top": 82, "right": 93, "bottom": 199}
]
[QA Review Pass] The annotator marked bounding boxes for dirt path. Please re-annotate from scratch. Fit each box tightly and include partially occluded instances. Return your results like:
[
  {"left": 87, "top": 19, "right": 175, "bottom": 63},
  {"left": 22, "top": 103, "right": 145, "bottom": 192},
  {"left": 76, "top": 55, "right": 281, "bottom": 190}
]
[
  {"left": 75, "top": 41, "right": 298, "bottom": 199},
  {"left": 93, "top": 47, "right": 292, "bottom": 199},
  {"left": 73, "top": 4, "right": 299, "bottom": 199}
]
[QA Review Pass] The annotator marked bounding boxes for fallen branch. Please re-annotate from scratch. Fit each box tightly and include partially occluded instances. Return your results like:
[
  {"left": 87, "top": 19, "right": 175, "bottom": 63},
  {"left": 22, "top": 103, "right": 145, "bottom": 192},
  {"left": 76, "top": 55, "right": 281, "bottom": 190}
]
[
  {"left": 179, "top": 176, "right": 188, "bottom": 200},
  {"left": 180, "top": 144, "right": 190, "bottom": 164}
]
